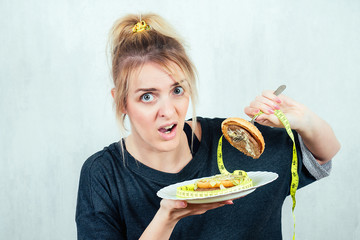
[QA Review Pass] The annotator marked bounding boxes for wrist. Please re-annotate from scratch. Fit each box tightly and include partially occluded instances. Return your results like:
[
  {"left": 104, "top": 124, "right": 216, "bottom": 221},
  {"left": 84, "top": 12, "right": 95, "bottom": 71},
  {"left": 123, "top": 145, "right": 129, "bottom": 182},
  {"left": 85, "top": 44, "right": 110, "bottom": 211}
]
[
  {"left": 156, "top": 204, "right": 180, "bottom": 229},
  {"left": 290, "top": 103, "right": 308, "bottom": 130},
  {"left": 139, "top": 206, "right": 179, "bottom": 240},
  {"left": 293, "top": 105, "right": 318, "bottom": 139}
]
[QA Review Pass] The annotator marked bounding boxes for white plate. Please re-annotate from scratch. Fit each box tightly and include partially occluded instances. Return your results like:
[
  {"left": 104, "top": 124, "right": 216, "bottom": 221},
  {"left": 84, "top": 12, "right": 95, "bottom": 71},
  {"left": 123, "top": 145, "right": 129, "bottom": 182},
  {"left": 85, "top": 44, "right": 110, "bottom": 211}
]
[{"left": 157, "top": 171, "right": 278, "bottom": 204}]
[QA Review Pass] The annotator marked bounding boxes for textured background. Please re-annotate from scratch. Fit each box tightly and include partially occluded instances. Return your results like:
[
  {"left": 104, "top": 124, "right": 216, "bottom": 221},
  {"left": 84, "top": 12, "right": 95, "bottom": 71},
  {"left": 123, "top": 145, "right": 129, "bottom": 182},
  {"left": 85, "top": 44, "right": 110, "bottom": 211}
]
[{"left": 1, "top": 0, "right": 359, "bottom": 239}]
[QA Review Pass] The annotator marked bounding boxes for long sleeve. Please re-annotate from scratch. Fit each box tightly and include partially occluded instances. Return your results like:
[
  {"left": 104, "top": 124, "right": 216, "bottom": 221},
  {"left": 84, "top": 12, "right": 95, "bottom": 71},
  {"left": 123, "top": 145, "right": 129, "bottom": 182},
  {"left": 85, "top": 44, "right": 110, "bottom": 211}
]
[{"left": 75, "top": 154, "right": 125, "bottom": 240}]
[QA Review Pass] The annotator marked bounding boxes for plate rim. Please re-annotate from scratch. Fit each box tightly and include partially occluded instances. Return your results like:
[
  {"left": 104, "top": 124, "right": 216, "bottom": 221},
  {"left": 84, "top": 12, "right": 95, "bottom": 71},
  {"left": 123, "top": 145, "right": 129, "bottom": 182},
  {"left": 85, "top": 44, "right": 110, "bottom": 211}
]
[{"left": 157, "top": 171, "right": 279, "bottom": 201}]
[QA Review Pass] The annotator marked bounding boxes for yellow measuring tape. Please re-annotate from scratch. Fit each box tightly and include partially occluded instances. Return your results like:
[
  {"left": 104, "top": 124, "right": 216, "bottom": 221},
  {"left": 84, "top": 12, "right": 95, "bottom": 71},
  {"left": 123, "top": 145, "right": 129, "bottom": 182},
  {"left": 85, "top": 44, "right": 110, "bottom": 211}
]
[
  {"left": 176, "top": 177, "right": 253, "bottom": 198},
  {"left": 178, "top": 109, "right": 298, "bottom": 238},
  {"left": 217, "top": 135, "right": 247, "bottom": 176},
  {"left": 252, "top": 109, "right": 299, "bottom": 239},
  {"left": 176, "top": 136, "right": 253, "bottom": 198}
]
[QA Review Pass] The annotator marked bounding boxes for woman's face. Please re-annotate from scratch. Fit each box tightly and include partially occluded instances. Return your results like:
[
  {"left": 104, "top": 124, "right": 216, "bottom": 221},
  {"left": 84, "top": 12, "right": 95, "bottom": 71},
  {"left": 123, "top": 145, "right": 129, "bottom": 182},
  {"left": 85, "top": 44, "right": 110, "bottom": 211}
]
[{"left": 125, "top": 62, "right": 190, "bottom": 153}]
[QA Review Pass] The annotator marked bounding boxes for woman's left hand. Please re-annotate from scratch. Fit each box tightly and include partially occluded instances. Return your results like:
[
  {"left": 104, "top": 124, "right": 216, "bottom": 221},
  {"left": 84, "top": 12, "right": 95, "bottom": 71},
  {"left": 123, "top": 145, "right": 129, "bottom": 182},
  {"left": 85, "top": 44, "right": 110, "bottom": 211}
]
[
  {"left": 243, "top": 90, "right": 308, "bottom": 131},
  {"left": 244, "top": 89, "right": 340, "bottom": 164}
]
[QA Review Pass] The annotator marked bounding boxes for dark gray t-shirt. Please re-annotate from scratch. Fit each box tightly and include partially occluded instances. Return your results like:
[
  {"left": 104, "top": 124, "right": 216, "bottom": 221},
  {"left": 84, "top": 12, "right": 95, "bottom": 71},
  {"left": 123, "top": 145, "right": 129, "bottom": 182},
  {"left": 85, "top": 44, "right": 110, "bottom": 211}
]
[{"left": 76, "top": 117, "right": 330, "bottom": 240}]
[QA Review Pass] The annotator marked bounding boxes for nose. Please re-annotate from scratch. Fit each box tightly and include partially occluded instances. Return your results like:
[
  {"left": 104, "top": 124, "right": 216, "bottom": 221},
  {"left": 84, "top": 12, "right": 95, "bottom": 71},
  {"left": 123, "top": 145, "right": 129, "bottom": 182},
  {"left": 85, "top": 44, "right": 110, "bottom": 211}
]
[{"left": 158, "top": 98, "right": 176, "bottom": 118}]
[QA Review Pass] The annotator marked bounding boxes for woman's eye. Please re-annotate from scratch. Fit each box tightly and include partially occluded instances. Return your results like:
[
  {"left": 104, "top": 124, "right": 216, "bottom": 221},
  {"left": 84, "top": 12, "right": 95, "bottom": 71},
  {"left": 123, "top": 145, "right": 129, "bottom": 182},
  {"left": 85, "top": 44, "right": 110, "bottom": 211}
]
[
  {"left": 173, "top": 86, "right": 184, "bottom": 95},
  {"left": 141, "top": 93, "right": 154, "bottom": 102}
]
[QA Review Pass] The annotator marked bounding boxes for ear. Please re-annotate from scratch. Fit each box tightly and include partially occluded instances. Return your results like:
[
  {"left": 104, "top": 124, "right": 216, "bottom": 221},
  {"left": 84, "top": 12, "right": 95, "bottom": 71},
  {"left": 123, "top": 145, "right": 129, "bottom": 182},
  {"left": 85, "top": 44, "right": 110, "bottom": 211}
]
[
  {"left": 111, "top": 88, "right": 116, "bottom": 99},
  {"left": 121, "top": 106, "right": 127, "bottom": 114},
  {"left": 111, "top": 88, "right": 127, "bottom": 114}
]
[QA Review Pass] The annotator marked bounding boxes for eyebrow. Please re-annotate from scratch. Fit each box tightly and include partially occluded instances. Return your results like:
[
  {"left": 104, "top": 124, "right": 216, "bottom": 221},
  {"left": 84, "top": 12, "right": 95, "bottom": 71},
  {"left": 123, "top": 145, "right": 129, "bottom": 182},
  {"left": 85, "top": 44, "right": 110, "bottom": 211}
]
[{"left": 135, "top": 81, "right": 184, "bottom": 93}]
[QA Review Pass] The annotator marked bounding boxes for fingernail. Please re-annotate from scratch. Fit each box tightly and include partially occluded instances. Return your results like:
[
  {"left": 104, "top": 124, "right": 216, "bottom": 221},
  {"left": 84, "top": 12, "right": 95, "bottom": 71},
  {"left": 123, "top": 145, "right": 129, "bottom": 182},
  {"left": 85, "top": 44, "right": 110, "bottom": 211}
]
[
  {"left": 180, "top": 201, "right": 187, "bottom": 208},
  {"left": 268, "top": 109, "right": 274, "bottom": 114},
  {"left": 274, "top": 104, "right": 280, "bottom": 110},
  {"left": 275, "top": 98, "right": 282, "bottom": 103},
  {"left": 254, "top": 109, "right": 260, "bottom": 114}
]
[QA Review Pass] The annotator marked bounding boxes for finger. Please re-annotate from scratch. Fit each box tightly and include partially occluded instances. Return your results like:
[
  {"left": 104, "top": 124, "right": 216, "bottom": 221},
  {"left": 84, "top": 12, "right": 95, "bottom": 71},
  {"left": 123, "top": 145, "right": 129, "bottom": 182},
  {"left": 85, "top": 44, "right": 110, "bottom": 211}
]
[
  {"left": 160, "top": 199, "right": 187, "bottom": 210},
  {"left": 256, "top": 95, "right": 281, "bottom": 112},
  {"left": 246, "top": 101, "right": 270, "bottom": 115},
  {"left": 256, "top": 114, "right": 281, "bottom": 127},
  {"left": 160, "top": 200, "right": 228, "bottom": 219},
  {"left": 262, "top": 90, "right": 282, "bottom": 104},
  {"left": 187, "top": 202, "right": 224, "bottom": 209},
  {"left": 176, "top": 201, "right": 187, "bottom": 209},
  {"left": 244, "top": 106, "right": 260, "bottom": 117},
  {"left": 199, "top": 202, "right": 226, "bottom": 211},
  {"left": 181, "top": 202, "right": 225, "bottom": 216},
  {"left": 220, "top": 200, "right": 234, "bottom": 205},
  {"left": 249, "top": 96, "right": 279, "bottom": 115}
]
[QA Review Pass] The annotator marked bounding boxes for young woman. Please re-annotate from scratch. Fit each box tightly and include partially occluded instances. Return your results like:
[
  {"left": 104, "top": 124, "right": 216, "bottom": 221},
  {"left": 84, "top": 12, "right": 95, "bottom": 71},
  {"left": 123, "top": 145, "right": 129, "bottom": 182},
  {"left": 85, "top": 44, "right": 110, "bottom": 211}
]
[{"left": 75, "top": 13, "right": 340, "bottom": 240}]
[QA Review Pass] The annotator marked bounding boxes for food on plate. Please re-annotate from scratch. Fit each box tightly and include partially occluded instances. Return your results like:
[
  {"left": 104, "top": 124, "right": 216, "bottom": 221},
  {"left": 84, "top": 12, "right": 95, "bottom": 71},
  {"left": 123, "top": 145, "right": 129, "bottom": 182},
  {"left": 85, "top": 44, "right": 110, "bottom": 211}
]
[
  {"left": 221, "top": 117, "right": 265, "bottom": 159},
  {"left": 176, "top": 171, "right": 253, "bottom": 198},
  {"left": 195, "top": 171, "right": 253, "bottom": 191}
]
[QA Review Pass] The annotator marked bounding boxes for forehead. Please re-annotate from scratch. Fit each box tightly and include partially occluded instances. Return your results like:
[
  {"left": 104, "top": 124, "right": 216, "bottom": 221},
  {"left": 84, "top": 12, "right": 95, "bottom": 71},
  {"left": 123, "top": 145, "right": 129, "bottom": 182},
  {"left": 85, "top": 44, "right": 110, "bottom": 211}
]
[{"left": 130, "top": 62, "right": 185, "bottom": 89}]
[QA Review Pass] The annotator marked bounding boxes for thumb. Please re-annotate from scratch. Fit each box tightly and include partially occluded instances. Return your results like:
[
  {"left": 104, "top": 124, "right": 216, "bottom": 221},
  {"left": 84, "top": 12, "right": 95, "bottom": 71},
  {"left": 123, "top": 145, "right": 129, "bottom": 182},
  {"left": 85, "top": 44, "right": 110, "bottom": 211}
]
[
  {"left": 160, "top": 199, "right": 188, "bottom": 210},
  {"left": 176, "top": 200, "right": 187, "bottom": 208}
]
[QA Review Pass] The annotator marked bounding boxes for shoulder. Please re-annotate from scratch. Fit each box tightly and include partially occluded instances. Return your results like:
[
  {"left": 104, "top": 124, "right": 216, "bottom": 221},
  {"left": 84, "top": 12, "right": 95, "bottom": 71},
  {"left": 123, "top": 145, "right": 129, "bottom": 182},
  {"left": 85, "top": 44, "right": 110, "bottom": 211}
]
[
  {"left": 185, "top": 120, "right": 202, "bottom": 140},
  {"left": 186, "top": 117, "right": 225, "bottom": 138},
  {"left": 79, "top": 142, "right": 122, "bottom": 183}
]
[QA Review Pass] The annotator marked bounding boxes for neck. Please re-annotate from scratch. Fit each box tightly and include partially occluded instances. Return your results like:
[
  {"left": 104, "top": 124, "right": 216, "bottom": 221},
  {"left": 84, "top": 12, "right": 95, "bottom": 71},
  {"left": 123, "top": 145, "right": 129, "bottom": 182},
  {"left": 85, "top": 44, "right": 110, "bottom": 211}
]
[{"left": 125, "top": 132, "right": 192, "bottom": 173}]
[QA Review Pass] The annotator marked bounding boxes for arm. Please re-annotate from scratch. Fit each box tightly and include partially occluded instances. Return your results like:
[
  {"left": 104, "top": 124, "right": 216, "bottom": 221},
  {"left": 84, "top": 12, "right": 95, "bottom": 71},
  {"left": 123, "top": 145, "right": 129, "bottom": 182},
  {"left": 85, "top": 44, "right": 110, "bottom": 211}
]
[
  {"left": 140, "top": 199, "right": 232, "bottom": 240},
  {"left": 76, "top": 160, "right": 125, "bottom": 240},
  {"left": 244, "top": 90, "right": 340, "bottom": 165},
  {"left": 291, "top": 104, "right": 340, "bottom": 164}
]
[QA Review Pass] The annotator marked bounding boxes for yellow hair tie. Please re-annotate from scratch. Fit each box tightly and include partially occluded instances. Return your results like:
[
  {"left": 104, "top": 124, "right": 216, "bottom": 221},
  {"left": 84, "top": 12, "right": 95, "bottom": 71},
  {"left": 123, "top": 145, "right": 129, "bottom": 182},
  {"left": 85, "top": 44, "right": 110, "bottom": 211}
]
[{"left": 132, "top": 20, "right": 151, "bottom": 33}]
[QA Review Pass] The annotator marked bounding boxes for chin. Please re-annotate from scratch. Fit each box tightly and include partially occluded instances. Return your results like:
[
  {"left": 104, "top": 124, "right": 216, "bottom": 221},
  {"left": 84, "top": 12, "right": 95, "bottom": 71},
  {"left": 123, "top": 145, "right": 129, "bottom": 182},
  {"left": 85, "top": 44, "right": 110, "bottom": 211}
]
[{"left": 155, "top": 137, "right": 182, "bottom": 152}]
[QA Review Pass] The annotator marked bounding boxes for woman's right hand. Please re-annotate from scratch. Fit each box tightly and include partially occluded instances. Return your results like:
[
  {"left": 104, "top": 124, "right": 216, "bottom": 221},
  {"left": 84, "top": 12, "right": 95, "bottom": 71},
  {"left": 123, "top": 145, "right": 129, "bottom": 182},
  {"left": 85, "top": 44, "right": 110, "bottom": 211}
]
[
  {"left": 159, "top": 198, "right": 233, "bottom": 222},
  {"left": 140, "top": 199, "right": 233, "bottom": 240}
]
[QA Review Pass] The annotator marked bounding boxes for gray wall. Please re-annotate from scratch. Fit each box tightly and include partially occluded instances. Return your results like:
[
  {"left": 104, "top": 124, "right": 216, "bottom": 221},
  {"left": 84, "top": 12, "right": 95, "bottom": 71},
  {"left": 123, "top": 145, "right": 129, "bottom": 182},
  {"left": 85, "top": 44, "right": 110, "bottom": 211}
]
[{"left": 1, "top": 0, "right": 359, "bottom": 239}]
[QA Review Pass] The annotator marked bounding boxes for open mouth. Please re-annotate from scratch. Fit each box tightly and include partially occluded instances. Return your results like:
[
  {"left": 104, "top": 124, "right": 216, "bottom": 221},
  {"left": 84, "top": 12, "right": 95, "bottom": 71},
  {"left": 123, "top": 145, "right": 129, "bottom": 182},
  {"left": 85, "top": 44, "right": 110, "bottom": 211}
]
[{"left": 159, "top": 124, "right": 177, "bottom": 134}]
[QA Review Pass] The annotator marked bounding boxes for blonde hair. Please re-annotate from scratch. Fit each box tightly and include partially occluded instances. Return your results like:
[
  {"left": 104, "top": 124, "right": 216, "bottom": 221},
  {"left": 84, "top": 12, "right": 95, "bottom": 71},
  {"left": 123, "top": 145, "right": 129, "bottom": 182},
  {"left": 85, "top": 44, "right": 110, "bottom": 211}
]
[{"left": 108, "top": 13, "right": 198, "bottom": 133}]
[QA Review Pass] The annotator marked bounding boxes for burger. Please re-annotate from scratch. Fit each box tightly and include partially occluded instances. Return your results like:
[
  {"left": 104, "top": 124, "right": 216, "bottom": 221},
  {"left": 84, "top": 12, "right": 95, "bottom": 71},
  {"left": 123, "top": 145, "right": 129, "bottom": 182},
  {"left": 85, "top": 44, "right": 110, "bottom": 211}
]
[
  {"left": 194, "top": 171, "right": 252, "bottom": 191},
  {"left": 221, "top": 117, "right": 265, "bottom": 159}
]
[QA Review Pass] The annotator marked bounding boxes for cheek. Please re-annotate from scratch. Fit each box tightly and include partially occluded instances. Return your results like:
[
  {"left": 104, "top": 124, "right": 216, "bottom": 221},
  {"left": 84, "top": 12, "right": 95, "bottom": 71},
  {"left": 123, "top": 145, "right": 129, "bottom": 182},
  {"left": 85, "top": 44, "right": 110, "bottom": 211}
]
[
  {"left": 128, "top": 104, "right": 155, "bottom": 121},
  {"left": 177, "top": 97, "right": 190, "bottom": 115},
  {"left": 126, "top": 101, "right": 158, "bottom": 129}
]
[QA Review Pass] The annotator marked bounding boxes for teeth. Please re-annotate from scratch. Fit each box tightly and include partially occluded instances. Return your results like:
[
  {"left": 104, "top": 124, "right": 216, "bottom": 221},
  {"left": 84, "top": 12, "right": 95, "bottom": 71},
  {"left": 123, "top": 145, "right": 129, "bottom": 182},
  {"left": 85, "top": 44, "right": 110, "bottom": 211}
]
[{"left": 164, "top": 124, "right": 174, "bottom": 130}]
